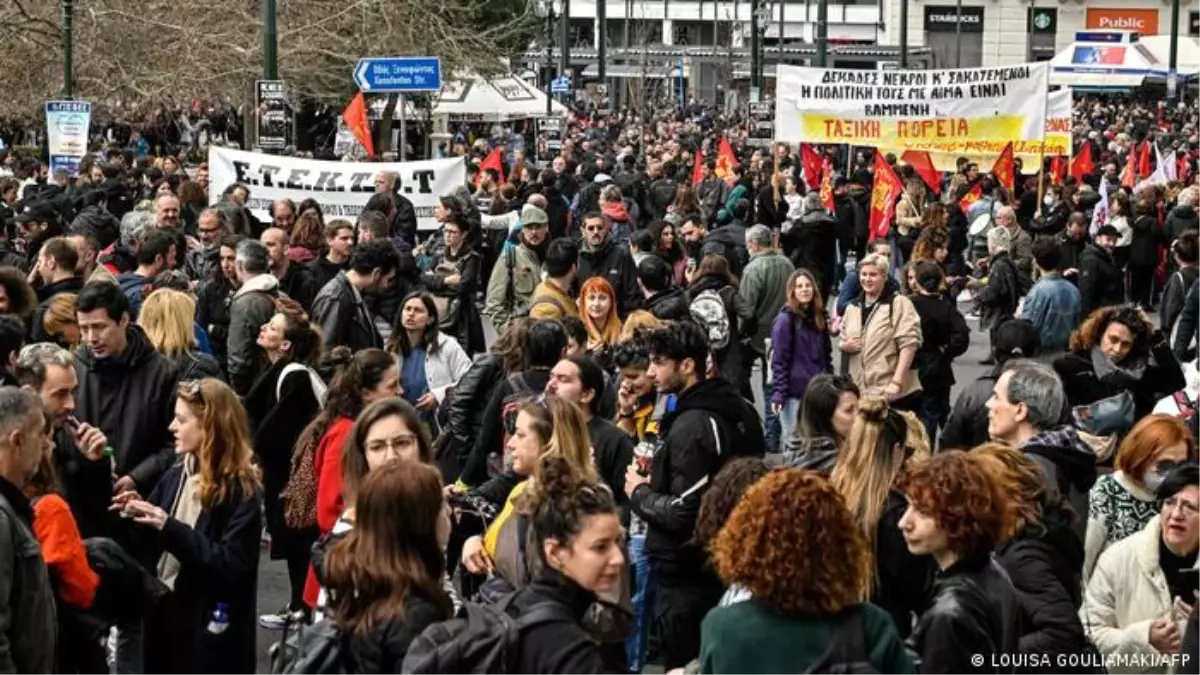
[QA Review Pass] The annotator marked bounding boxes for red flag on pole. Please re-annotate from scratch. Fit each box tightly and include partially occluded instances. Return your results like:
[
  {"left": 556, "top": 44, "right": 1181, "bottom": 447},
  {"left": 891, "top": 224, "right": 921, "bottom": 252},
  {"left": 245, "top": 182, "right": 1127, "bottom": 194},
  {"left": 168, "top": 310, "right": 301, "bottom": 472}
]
[
  {"left": 959, "top": 183, "right": 983, "bottom": 215},
  {"left": 1120, "top": 145, "right": 1136, "bottom": 188},
  {"left": 900, "top": 150, "right": 941, "bottom": 195},
  {"left": 991, "top": 142, "right": 1016, "bottom": 192},
  {"left": 800, "top": 143, "right": 825, "bottom": 190},
  {"left": 1049, "top": 156, "right": 1066, "bottom": 186},
  {"left": 692, "top": 150, "right": 703, "bottom": 187},
  {"left": 1069, "top": 143, "right": 1094, "bottom": 184},
  {"left": 869, "top": 153, "right": 904, "bottom": 241},
  {"left": 475, "top": 149, "right": 505, "bottom": 187},
  {"left": 342, "top": 92, "right": 375, "bottom": 157},
  {"left": 1137, "top": 141, "right": 1152, "bottom": 178},
  {"left": 819, "top": 157, "right": 835, "bottom": 211},
  {"left": 714, "top": 137, "right": 738, "bottom": 178}
]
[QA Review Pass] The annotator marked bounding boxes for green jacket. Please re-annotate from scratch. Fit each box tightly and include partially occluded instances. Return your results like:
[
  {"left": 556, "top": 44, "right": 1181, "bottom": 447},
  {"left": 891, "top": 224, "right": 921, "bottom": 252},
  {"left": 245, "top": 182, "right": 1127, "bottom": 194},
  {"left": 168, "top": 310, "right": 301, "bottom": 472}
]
[
  {"left": 740, "top": 250, "right": 794, "bottom": 354},
  {"left": 700, "top": 598, "right": 915, "bottom": 674}
]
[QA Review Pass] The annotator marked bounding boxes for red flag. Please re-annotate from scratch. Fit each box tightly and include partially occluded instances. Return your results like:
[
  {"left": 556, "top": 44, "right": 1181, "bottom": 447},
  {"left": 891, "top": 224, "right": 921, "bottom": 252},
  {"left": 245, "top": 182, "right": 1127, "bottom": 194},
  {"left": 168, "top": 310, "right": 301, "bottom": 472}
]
[
  {"left": 800, "top": 143, "right": 825, "bottom": 190},
  {"left": 959, "top": 183, "right": 983, "bottom": 215},
  {"left": 900, "top": 150, "right": 941, "bottom": 195},
  {"left": 342, "top": 92, "right": 374, "bottom": 157},
  {"left": 819, "top": 157, "right": 835, "bottom": 211},
  {"left": 869, "top": 153, "right": 904, "bottom": 241},
  {"left": 714, "top": 137, "right": 738, "bottom": 179},
  {"left": 1137, "top": 141, "right": 1152, "bottom": 178},
  {"left": 1069, "top": 143, "right": 1094, "bottom": 183},
  {"left": 691, "top": 150, "right": 703, "bottom": 187},
  {"left": 991, "top": 142, "right": 1015, "bottom": 192},
  {"left": 475, "top": 149, "right": 505, "bottom": 187},
  {"left": 1120, "top": 146, "right": 1136, "bottom": 188},
  {"left": 1049, "top": 156, "right": 1066, "bottom": 186}
]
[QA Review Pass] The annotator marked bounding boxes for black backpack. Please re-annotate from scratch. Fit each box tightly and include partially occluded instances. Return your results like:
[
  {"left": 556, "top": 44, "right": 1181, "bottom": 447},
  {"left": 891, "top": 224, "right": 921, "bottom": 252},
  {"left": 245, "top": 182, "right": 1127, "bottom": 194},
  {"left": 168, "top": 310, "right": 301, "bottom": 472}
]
[
  {"left": 401, "top": 593, "right": 575, "bottom": 674},
  {"left": 270, "top": 617, "right": 346, "bottom": 674},
  {"left": 803, "top": 610, "right": 880, "bottom": 674}
]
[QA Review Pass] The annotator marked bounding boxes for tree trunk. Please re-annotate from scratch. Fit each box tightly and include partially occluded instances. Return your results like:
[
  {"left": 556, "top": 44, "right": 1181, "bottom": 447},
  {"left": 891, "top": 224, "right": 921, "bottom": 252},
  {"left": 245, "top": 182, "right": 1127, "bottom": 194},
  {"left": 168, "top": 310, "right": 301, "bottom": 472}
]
[{"left": 376, "top": 92, "right": 398, "bottom": 155}]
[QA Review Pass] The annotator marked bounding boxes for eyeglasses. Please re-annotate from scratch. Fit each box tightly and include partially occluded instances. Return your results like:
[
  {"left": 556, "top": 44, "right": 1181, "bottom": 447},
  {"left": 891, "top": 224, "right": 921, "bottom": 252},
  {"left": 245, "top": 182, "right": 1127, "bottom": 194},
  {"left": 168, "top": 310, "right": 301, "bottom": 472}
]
[
  {"left": 1163, "top": 496, "right": 1199, "bottom": 517},
  {"left": 365, "top": 434, "right": 418, "bottom": 457},
  {"left": 584, "top": 225, "right": 605, "bottom": 233}
]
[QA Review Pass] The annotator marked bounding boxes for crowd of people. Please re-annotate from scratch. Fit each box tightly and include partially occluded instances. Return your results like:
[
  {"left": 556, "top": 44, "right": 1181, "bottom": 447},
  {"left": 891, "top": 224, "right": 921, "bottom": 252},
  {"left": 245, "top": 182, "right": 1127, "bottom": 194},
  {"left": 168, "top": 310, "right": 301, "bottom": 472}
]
[{"left": 0, "top": 89, "right": 1197, "bottom": 675}]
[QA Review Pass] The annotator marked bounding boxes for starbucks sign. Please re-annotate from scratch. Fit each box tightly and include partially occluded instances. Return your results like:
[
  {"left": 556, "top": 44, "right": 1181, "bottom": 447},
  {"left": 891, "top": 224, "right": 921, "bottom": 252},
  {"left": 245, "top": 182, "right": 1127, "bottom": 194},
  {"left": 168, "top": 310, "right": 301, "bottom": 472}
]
[{"left": 1028, "top": 7, "right": 1058, "bottom": 34}]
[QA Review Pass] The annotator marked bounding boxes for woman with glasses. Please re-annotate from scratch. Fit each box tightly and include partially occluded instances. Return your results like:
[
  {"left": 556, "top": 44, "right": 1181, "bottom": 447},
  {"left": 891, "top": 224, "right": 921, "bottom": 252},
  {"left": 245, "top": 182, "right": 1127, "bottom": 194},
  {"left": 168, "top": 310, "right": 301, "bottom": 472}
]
[
  {"left": 828, "top": 396, "right": 934, "bottom": 639},
  {"left": 1085, "top": 414, "right": 1198, "bottom": 581},
  {"left": 111, "top": 378, "right": 262, "bottom": 673},
  {"left": 1082, "top": 463, "right": 1198, "bottom": 667},
  {"left": 422, "top": 207, "right": 485, "bottom": 356}
]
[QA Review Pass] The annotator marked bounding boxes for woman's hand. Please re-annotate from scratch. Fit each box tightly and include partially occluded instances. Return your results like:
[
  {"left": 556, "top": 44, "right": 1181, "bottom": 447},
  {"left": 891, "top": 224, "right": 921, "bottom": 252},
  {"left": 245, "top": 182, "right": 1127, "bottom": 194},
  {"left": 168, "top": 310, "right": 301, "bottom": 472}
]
[
  {"left": 770, "top": 402, "right": 783, "bottom": 415},
  {"left": 840, "top": 334, "right": 862, "bottom": 354},
  {"left": 110, "top": 490, "right": 142, "bottom": 511},
  {"left": 444, "top": 274, "right": 461, "bottom": 286},
  {"left": 1148, "top": 615, "right": 1180, "bottom": 654},
  {"left": 884, "top": 381, "right": 902, "bottom": 401},
  {"left": 416, "top": 392, "right": 438, "bottom": 411},
  {"left": 122, "top": 499, "right": 168, "bottom": 530},
  {"left": 461, "top": 535, "right": 493, "bottom": 575}
]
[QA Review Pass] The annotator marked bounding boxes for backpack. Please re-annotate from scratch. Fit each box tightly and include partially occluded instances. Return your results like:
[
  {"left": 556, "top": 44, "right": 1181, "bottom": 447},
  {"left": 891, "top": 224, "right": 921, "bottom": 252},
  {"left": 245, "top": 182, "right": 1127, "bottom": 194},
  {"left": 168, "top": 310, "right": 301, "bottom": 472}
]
[
  {"left": 803, "top": 610, "right": 879, "bottom": 674},
  {"left": 279, "top": 364, "right": 333, "bottom": 530},
  {"left": 401, "top": 593, "right": 575, "bottom": 674},
  {"left": 488, "top": 373, "right": 536, "bottom": 477},
  {"left": 690, "top": 289, "right": 732, "bottom": 350},
  {"left": 269, "top": 616, "right": 346, "bottom": 674}
]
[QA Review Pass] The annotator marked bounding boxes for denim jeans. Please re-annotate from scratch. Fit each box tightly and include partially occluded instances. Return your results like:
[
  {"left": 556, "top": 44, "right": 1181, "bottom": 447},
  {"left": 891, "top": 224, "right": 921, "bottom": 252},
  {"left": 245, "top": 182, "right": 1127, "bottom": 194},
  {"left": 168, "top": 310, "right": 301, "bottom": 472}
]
[
  {"left": 625, "top": 535, "right": 656, "bottom": 673},
  {"left": 778, "top": 397, "right": 802, "bottom": 446}
]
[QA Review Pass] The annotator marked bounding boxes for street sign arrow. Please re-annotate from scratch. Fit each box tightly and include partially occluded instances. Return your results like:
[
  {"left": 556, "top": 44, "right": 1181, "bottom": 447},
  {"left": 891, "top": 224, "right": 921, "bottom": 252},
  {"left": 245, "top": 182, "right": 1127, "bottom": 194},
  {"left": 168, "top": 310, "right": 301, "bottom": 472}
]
[
  {"left": 353, "top": 57, "right": 443, "bottom": 93},
  {"left": 354, "top": 61, "right": 372, "bottom": 92}
]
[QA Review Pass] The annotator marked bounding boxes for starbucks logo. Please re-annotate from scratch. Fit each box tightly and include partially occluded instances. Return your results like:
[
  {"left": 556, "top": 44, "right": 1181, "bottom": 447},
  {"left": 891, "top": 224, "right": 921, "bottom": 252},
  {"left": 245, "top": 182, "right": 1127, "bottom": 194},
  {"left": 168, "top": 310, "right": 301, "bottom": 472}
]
[{"left": 1033, "top": 11, "right": 1051, "bottom": 30}]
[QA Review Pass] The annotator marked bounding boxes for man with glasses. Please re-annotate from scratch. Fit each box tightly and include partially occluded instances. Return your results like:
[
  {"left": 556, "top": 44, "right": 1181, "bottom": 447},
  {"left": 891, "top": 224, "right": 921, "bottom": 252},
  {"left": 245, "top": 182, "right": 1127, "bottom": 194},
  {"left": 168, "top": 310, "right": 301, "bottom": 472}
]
[
  {"left": 484, "top": 204, "right": 549, "bottom": 333},
  {"left": 986, "top": 359, "right": 1096, "bottom": 543},
  {"left": 577, "top": 211, "right": 640, "bottom": 318},
  {"left": 184, "top": 207, "right": 228, "bottom": 281},
  {"left": 1082, "top": 463, "right": 1198, "bottom": 661}
]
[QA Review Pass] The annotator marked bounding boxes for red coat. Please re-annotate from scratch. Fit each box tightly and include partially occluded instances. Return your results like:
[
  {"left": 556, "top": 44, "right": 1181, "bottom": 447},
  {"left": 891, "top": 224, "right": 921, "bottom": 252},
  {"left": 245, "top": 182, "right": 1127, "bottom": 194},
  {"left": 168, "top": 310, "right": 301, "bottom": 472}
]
[{"left": 302, "top": 416, "right": 355, "bottom": 607}]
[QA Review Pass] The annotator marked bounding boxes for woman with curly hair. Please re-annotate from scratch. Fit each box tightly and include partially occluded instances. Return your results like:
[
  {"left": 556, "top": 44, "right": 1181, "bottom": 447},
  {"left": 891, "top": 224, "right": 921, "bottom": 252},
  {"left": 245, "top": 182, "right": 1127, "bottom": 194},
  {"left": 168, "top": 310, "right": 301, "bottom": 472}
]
[
  {"left": 829, "top": 396, "right": 934, "bottom": 638},
  {"left": 974, "top": 444, "right": 1090, "bottom": 667},
  {"left": 699, "top": 470, "right": 915, "bottom": 673},
  {"left": 0, "top": 265, "right": 38, "bottom": 324},
  {"left": 899, "top": 451, "right": 1021, "bottom": 673},
  {"left": 1052, "top": 305, "right": 1184, "bottom": 426}
]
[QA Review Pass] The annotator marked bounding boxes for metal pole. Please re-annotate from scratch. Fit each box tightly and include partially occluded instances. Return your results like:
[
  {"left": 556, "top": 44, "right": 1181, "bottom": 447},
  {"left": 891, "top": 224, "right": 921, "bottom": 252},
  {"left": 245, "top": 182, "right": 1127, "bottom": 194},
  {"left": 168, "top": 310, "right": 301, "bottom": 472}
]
[
  {"left": 61, "top": 0, "right": 74, "bottom": 98},
  {"left": 560, "top": 0, "right": 571, "bottom": 84},
  {"left": 546, "top": 1, "right": 554, "bottom": 116},
  {"left": 778, "top": 0, "right": 785, "bottom": 67},
  {"left": 955, "top": 0, "right": 962, "bottom": 68},
  {"left": 899, "top": 0, "right": 908, "bottom": 69},
  {"left": 598, "top": 0, "right": 607, "bottom": 83},
  {"left": 751, "top": 0, "right": 760, "bottom": 95},
  {"left": 1168, "top": 0, "right": 1181, "bottom": 103},
  {"left": 816, "top": 0, "right": 828, "bottom": 67},
  {"left": 262, "top": 0, "right": 278, "bottom": 79},
  {"left": 399, "top": 94, "right": 406, "bottom": 160}
]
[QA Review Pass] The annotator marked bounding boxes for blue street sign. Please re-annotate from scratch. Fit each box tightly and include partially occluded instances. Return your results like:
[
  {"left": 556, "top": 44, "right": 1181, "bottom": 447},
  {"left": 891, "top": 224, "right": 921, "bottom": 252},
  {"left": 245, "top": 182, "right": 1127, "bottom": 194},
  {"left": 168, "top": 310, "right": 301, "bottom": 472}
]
[
  {"left": 551, "top": 76, "right": 571, "bottom": 93},
  {"left": 354, "top": 57, "right": 442, "bottom": 93}
]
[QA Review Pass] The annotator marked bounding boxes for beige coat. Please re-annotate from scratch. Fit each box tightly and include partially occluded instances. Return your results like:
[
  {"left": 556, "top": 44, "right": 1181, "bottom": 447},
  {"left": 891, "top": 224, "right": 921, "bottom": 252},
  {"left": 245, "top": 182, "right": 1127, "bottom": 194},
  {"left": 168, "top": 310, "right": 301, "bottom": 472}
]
[
  {"left": 842, "top": 291, "right": 923, "bottom": 398},
  {"left": 1080, "top": 516, "right": 1193, "bottom": 674},
  {"left": 895, "top": 194, "right": 924, "bottom": 236},
  {"left": 484, "top": 244, "right": 544, "bottom": 333}
]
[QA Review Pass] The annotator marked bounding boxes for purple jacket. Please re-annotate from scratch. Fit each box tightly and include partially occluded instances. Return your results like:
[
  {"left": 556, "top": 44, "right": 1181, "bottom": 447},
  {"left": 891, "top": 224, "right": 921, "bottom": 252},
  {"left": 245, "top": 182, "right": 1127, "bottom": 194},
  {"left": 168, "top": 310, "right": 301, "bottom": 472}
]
[{"left": 770, "top": 306, "right": 833, "bottom": 404}]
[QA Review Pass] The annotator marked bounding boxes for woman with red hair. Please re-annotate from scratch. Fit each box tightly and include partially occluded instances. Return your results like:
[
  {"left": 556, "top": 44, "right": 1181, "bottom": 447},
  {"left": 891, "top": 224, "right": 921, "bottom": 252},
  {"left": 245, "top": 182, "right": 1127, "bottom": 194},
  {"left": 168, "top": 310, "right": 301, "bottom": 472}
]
[{"left": 577, "top": 276, "right": 622, "bottom": 368}]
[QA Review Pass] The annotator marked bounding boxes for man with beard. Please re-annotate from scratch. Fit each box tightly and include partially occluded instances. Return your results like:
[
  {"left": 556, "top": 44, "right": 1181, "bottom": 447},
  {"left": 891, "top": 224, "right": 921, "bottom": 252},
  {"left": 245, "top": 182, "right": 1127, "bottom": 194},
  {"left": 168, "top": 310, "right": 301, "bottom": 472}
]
[
  {"left": 577, "top": 212, "right": 640, "bottom": 317},
  {"left": 484, "top": 204, "right": 549, "bottom": 332},
  {"left": 195, "top": 234, "right": 244, "bottom": 377},
  {"left": 183, "top": 207, "right": 228, "bottom": 282},
  {"left": 261, "top": 227, "right": 317, "bottom": 311},
  {"left": 373, "top": 170, "right": 418, "bottom": 243}
]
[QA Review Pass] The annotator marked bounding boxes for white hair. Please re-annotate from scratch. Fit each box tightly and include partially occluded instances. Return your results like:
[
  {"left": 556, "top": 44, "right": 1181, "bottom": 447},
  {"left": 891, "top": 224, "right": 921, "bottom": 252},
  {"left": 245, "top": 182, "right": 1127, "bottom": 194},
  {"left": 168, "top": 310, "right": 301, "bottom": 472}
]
[
  {"left": 119, "top": 211, "right": 155, "bottom": 247},
  {"left": 988, "top": 225, "right": 1012, "bottom": 254}
]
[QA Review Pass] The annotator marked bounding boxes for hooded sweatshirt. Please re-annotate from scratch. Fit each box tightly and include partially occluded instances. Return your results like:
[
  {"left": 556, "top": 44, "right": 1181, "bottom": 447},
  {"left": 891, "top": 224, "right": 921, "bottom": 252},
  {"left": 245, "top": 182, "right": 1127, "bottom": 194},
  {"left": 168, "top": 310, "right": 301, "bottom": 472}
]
[{"left": 1021, "top": 425, "right": 1098, "bottom": 545}]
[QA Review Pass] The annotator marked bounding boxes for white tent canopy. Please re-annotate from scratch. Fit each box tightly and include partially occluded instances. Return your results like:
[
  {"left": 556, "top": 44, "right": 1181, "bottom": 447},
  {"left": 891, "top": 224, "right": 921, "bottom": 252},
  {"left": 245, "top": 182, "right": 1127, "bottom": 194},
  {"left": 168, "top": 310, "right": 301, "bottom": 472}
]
[
  {"left": 1051, "top": 40, "right": 1171, "bottom": 90},
  {"left": 1137, "top": 35, "right": 1200, "bottom": 80},
  {"left": 368, "top": 72, "right": 568, "bottom": 122}
]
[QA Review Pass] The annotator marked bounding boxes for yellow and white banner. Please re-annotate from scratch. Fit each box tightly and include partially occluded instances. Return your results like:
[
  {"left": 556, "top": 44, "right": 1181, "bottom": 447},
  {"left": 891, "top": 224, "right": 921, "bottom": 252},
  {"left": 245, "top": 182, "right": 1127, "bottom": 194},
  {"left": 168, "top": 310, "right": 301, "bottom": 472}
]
[{"left": 774, "top": 63, "right": 1052, "bottom": 171}]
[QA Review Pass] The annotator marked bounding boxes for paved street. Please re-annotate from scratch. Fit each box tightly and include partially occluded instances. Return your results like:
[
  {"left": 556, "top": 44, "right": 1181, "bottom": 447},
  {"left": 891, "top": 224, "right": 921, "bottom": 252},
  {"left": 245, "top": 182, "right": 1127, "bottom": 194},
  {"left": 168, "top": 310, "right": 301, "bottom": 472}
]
[{"left": 252, "top": 307, "right": 998, "bottom": 671}]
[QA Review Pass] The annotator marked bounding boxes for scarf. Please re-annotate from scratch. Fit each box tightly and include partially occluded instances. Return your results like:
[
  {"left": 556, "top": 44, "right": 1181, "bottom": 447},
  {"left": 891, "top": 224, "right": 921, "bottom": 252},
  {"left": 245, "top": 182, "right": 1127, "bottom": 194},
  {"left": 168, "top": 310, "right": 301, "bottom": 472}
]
[
  {"left": 157, "top": 454, "right": 204, "bottom": 591},
  {"left": 1090, "top": 344, "right": 1147, "bottom": 383}
]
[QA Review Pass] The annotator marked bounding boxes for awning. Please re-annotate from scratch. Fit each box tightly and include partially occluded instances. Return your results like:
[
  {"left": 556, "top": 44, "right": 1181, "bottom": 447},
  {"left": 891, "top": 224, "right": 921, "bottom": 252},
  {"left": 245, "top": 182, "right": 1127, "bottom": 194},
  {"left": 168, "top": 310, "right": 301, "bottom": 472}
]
[
  {"left": 1135, "top": 35, "right": 1200, "bottom": 80},
  {"left": 367, "top": 72, "right": 568, "bottom": 122},
  {"left": 1049, "top": 39, "right": 1188, "bottom": 88}
]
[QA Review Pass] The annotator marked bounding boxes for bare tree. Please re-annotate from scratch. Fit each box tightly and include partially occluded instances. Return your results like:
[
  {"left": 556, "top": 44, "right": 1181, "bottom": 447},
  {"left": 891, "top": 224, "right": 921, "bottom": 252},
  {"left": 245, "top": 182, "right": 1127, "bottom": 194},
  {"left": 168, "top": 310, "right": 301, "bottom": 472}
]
[{"left": 0, "top": 0, "right": 537, "bottom": 120}]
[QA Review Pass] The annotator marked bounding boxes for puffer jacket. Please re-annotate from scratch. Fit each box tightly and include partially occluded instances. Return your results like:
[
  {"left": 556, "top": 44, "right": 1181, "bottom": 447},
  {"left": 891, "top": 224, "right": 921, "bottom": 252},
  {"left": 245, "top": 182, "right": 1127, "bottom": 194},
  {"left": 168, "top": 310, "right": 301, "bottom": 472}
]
[
  {"left": 447, "top": 354, "right": 506, "bottom": 474},
  {"left": 778, "top": 435, "right": 838, "bottom": 474},
  {"left": 843, "top": 287, "right": 924, "bottom": 399},
  {"left": 227, "top": 273, "right": 280, "bottom": 396},
  {"left": 906, "top": 552, "right": 1022, "bottom": 674}
]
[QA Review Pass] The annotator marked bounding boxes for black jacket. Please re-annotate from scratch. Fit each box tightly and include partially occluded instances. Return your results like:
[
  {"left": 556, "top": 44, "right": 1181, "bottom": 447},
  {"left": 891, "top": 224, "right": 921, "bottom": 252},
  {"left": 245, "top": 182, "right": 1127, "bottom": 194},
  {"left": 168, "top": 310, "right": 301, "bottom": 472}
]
[
  {"left": 276, "top": 260, "right": 319, "bottom": 312},
  {"left": 542, "top": 184, "right": 571, "bottom": 240},
  {"left": 876, "top": 490, "right": 936, "bottom": 640},
  {"left": 648, "top": 178, "right": 678, "bottom": 222},
  {"left": 910, "top": 293, "right": 970, "bottom": 391},
  {"left": 195, "top": 274, "right": 236, "bottom": 376},
  {"left": 508, "top": 571, "right": 608, "bottom": 674},
  {"left": 785, "top": 210, "right": 839, "bottom": 299},
  {"left": 29, "top": 275, "right": 84, "bottom": 342},
  {"left": 588, "top": 416, "right": 634, "bottom": 523},
  {"left": 1025, "top": 201, "right": 1070, "bottom": 238},
  {"left": 1129, "top": 212, "right": 1163, "bottom": 268},
  {"left": 393, "top": 192, "right": 419, "bottom": 244},
  {"left": 1168, "top": 203, "right": 1199, "bottom": 241},
  {"left": 173, "top": 350, "right": 224, "bottom": 382},
  {"left": 779, "top": 435, "right": 839, "bottom": 474},
  {"left": 422, "top": 245, "right": 486, "bottom": 356},
  {"left": 685, "top": 275, "right": 755, "bottom": 387},
  {"left": 1020, "top": 426, "right": 1097, "bottom": 546},
  {"left": 349, "top": 593, "right": 446, "bottom": 674},
  {"left": 578, "top": 236, "right": 641, "bottom": 318},
  {"left": 645, "top": 287, "right": 691, "bottom": 322},
  {"left": 462, "top": 367, "right": 553, "bottom": 487},
  {"left": 0, "top": 477, "right": 57, "bottom": 674},
  {"left": 702, "top": 223, "right": 750, "bottom": 276},
  {"left": 137, "top": 460, "right": 262, "bottom": 674},
  {"left": 1057, "top": 233, "right": 1087, "bottom": 277},
  {"left": 976, "top": 252, "right": 1020, "bottom": 330},
  {"left": 996, "top": 513, "right": 1087, "bottom": 672},
  {"left": 1160, "top": 265, "right": 1199, "bottom": 334},
  {"left": 755, "top": 185, "right": 788, "bottom": 231},
  {"left": 941, "top": 369, "right": 1002, "bottom": 453},
  {"left": 1174, "top": 280, "right": 1200, "bottom": 362},
  {"left": 307, "top": 255, "right": 347, "bottom": 295},
  {"left": 448, "top": 353, "right": 506, "bottom": 473},
  {"left": 311, "top": 271, "right": 383, "bottom": 355},
  {"left": 184, "top": 245, "right": 220, "bottom": 284},
  {"left": 1077, "top": 244, "right": 1123, "bottom": 317},
  {"left": 906, "top": 552, "right": 1022, "bottom": 674},
  {"left": 227, "top": 274, "right": 280, "bottom": 396},
  {"left": 74, "top": 326, "right": 180, "bottom": 492},
  {"left": 1053, "top": 341, "right": 1185, "bottom": 425},
  {"left": 52, "top": 425, "right": 114, "bottom": 539},
  {"left": 630, "top": 377, "right": 764, "bottom": 580}
]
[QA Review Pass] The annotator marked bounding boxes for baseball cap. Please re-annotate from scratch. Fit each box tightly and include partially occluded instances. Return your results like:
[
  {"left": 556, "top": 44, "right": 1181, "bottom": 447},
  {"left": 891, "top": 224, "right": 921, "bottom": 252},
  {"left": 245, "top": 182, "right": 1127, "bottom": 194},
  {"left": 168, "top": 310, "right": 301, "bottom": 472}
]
[
  {"left": 520, "top": 204, "right": 549, "bottom": 227},
  {"left": 14, "top": 200, "right": 60, "bottom": 226}
]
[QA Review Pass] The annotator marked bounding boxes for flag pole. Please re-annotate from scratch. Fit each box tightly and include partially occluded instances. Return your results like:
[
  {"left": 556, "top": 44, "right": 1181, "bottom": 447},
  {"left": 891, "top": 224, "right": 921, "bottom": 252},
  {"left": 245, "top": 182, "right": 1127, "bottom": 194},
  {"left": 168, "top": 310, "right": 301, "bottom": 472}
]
[{"left": 1035, "top": 83, "right": 1051, "bottom": 218}]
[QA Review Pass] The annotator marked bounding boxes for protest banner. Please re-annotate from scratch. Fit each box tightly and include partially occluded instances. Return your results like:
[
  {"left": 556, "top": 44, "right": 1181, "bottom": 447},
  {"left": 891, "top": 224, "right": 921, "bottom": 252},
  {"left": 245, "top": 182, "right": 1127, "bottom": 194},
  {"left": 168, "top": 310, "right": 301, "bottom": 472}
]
[
  {"left": 207, "top": 147, "right": 466, "bottom": 230},
  {"left": 774, "top": 63, "right": 1051, "bottom": 171}
]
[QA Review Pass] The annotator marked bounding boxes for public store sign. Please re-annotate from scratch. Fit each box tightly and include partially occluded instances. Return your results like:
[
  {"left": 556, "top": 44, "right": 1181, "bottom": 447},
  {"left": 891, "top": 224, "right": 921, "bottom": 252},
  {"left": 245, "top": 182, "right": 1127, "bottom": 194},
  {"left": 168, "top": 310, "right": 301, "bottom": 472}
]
[
  {"left": 207, "top": 147, "right": 465, "bottom": 231},
  {"left": 924, "top": 6, "right": 984, "bottom": 33},
  {"left": 773, "top": 63, "right": 1050, "bottom": 171},
  {"left": 1085, "top": 8, "right": 1159, "bottom": 35},
  {"left": 45, "top": 101, "right": 91, "bottom": 176}
]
